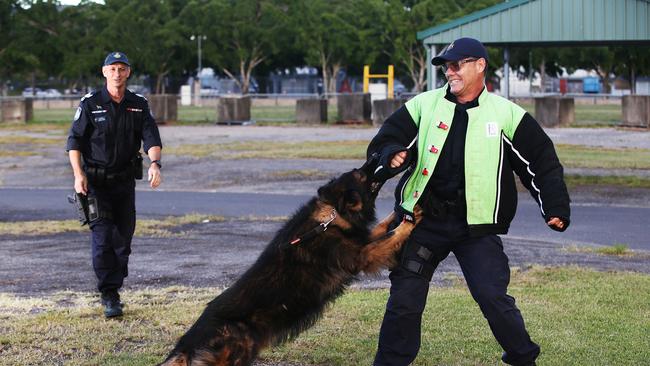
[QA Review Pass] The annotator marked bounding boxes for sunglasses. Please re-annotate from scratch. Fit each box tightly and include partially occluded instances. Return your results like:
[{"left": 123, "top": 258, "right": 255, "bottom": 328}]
[{"left": 441, "top": 58, "right": 479, "bottom": 73}]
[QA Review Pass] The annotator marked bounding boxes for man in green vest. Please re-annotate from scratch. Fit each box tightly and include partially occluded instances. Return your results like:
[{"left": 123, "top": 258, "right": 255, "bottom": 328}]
[{"left": 368, "top": 37, "right": 570, "bottom": 366}]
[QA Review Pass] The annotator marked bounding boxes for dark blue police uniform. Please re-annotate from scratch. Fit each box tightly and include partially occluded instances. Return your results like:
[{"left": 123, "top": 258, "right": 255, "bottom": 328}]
[{"left": 66, "top": 86, "right": 162, "bottom": 297}]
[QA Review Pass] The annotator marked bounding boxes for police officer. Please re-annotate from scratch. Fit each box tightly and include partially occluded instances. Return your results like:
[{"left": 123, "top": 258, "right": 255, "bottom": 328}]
[
  {"left": 66, "top": 51, "right": 163, "bottom": 318},
  {"left": 368, "top": 38, "right": 570, "bottom": 365}
]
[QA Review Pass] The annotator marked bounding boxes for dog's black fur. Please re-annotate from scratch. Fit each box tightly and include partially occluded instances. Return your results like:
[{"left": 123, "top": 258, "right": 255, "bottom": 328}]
[{"left": 159, "top": 162, "right": 420, "bottom": 366}]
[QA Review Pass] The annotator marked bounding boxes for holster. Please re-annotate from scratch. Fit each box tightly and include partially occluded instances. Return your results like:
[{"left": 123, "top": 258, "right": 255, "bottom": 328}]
[
  {"left": 67, "top": 192, "right": 96, "bottom": 226},
  {"left": 67, "top": 192, "right": 110, "bottom": 225}
]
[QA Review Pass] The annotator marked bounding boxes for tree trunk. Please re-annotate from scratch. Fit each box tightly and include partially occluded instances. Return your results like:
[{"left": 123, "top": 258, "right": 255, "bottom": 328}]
[{"left": 595, "top": 66, "right": 611, "bottom": 94}]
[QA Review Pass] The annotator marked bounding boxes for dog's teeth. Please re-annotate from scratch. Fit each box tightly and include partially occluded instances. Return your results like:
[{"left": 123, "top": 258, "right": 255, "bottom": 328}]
[{"left": 282, "top": 304, "right": 288, "bottom": 311}]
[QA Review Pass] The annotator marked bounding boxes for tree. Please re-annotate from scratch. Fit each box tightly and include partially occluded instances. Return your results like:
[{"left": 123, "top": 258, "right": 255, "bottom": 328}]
[
  {"left": 380, "top": 0, "right": 501, "bottom": 92},
  {"left": 292, "top": 0, "right": 362, "bottom": 94},
  {"left": 99, "top": 0, "right": 190, "bottom": 94},
  {"left": 183, "top": 0, "right": 290, "bottom": 95},
  {"left": 6, "top": 0, "right": 64, "bottom": 92},
  {"left": 58, "top": 1, "right": 107, "bottom": 92}
]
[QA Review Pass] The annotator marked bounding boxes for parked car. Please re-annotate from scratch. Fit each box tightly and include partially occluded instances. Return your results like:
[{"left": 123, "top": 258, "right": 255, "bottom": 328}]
[
  {"left": 43, "top": 88, "right": 62, "bottom": 98},
  {"left": 128, "top": 85, "right": 151, "bottom": 95},
  {"left": 22, "top": 87, "right": 42, "bottom": 97}
]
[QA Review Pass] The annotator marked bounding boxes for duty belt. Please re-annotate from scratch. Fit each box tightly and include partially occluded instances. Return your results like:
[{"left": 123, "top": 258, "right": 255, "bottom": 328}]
[
  {"left": 421, "top": 190, "right": 466, "bottom": 219},
  {"left": 85, "top": 166, "right": 133, "bottom": 184}
]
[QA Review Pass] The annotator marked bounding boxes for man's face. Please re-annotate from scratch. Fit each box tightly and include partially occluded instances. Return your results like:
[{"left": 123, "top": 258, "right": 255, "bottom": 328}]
[
  {"left": 444, "top": 57, "right": 486, "bottom": 100},
  {"left": 102, "top": 63, "right": 131, "bottom": 89}
]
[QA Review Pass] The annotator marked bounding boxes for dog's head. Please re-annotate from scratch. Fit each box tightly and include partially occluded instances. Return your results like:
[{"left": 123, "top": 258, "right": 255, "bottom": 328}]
[{"left": 317, "top": 165, "right": 378, "bottom": 230}]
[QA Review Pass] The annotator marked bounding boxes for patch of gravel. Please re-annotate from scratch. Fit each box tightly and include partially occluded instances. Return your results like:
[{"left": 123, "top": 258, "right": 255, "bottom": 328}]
[{"left": 1, "top": 219, "right": 648, "bottom": 297}]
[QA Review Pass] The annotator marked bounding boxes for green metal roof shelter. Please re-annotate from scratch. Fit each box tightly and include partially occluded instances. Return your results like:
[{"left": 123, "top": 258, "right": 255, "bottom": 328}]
[{"left": 417, "top": 0, "right": 650, "bottom": 97}]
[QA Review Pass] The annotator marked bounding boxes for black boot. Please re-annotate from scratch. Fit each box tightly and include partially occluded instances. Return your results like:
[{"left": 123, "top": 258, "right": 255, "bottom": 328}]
[{"left": 101, "top": 290, "right": 123, "bottom": 318}]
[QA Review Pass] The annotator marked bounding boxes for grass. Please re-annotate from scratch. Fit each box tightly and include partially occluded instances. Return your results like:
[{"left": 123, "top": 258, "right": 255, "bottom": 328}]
[
  {"left": 563, "top": 244, "right": 648, "bottom": 258},
  {"left": 565, "top": 174, "right": 650, "bottom": 189},
  {"left": 269, "top": 169, "right": 332, "bottom": 179},
  {"left": 0, "top": 135, "right": 62, "bottom": 145},
  {"left": 165, "top": 140, "right": 367, "bottom": 159},
  {"left": 5, "top": 102, "right": 621, "bottom": 126},
  {"left": 516, "top": 103, "right": 622, "bottom": 127},
  {"left": 0, "top": 214, "right": 292, "bottom": 237},
  {"left": 163, "top": 139, "right": 650, "bottom": 173},
  {"left": 0, "top": 214, "right": 226, "bottom": 237},
  {"left": 556, "top": 144, "right": 650, "bottom": 170},
  {"left": 0, "top": 267, "right": 648, "bottom": 365}
]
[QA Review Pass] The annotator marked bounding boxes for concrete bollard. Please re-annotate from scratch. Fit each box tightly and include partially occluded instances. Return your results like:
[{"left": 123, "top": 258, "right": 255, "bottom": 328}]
[
  {"left": 622, "top": 95, "right": 650, "bottom": 128},
  {"left": 0, "top": 98, "right": 33, "bottom": 124},
  {"left": 147, "top": 94, "right": 178, "bottom": 124},
  {"left": 296, "top": 99, "right": 327, "bottom": 124},
  {"left": 372, "top": 99, "right": 404, "bottom": 127},
  {"left": 534, "top": 97, "right": 574, "bottom": 127},
  {"left": 217, "top": 96, "right": 252, "bottom": 124},
  {"left": 337, "top": 93, "right": 371, "bottom": 124}
]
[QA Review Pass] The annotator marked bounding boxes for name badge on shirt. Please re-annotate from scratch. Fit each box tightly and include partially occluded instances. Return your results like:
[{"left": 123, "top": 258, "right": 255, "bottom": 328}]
[
  {"left": 486, "top": 122, "right": 499, "bottom": 137},
  {"left": 127, "top": 107, "right": 143, "bottom": 112}
]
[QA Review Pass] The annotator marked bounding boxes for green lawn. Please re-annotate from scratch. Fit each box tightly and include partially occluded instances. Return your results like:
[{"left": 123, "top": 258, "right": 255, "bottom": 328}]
[
  {"left": 1, "top": 267, "right": 648, "bottom": 365},
  {"left": 516, "top": 102, "right": 622, "bottom": 127},
  {"left": 19, "top": 102, "right": 622, "bottom": 126}
]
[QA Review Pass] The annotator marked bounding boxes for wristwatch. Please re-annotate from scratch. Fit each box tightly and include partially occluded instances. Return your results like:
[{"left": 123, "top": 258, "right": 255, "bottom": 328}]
[{"left": 151, "top": 160, "right": 162, "bottom": 169}]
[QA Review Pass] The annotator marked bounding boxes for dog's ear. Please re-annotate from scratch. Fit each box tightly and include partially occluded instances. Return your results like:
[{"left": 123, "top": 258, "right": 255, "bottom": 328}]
[{"left": 317, "top": 179, "right": 336, "bottom": 205}]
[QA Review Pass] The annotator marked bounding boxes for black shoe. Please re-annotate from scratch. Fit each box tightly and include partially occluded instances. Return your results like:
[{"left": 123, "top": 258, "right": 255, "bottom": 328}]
[
  {"left": 101, "top": 291, "right": 123, "bottom": 318},
  {"left": 501, "top": 353, "right": 536, "bottom": 366}
]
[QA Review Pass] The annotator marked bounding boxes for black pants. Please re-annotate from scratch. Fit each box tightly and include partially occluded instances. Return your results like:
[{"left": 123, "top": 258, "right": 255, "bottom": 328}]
[
  {"left": 88, "top": 180, "right": 136, "bottom": 294},
  {"left": 373, "top": 215, "right": 540, "bottom": 366}
]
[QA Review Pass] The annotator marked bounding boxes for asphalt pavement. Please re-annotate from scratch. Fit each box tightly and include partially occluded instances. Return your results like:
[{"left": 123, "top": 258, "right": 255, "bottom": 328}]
[{"left": 1, "top": 187, "right": 648, "bottom": 250}]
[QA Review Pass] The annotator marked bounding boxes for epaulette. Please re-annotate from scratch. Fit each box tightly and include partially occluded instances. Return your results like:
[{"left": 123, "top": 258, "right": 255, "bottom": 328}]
[
  {"left": 134, "top": 93, "right": 148, "bottom": 101},
  {"left": 80, "top": 91, "right": 97, "bottom": 102}
]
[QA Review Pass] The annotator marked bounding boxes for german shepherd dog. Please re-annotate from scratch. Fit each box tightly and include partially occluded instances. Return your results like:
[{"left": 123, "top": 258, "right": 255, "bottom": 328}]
[{"left": 159, "top": 159, "right": 421, "bottom": 366}]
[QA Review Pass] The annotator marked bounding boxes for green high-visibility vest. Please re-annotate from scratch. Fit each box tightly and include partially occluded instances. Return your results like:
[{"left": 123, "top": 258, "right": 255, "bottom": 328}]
[{"left": 400, "top": 86, "right": 526, "bottom": 226}]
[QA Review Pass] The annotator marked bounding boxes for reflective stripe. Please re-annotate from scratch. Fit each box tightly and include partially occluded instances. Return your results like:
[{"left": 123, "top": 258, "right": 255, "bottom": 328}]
[{"left": 502, "top": 135, "right": 545, "bottom": 216}]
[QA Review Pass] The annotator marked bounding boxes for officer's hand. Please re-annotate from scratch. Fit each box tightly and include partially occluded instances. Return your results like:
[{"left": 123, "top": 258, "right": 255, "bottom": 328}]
[
  {"left": 547, "top": 217, "right": 566, "bottom": 231},
  {"left": 74, "top": 175, "right": 87, "bottom": 195},
  {"left": 148, "top": 164, "right": 162, "bottom": 189},
  {"left": 390, "top": 151, "right": 407, "bottom": 168}
]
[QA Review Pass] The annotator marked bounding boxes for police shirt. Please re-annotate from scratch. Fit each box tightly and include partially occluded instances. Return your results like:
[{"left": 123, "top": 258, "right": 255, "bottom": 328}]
[{"left": 66, "top": 86, "right": 162, "bottom": 173}]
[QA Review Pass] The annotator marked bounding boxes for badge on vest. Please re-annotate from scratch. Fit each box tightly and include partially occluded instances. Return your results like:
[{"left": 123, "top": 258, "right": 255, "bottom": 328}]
[{"left": 486, "top": 122, "right": 499, "bottom": 137}]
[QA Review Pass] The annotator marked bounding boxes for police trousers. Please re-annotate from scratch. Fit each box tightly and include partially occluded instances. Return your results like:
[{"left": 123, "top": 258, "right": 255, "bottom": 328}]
[
  {"left": 88, "top": 180, "right": 136, "bottom": 294},
  {"left": 373, "top": 215, "right": 540, "bottom": 366}
]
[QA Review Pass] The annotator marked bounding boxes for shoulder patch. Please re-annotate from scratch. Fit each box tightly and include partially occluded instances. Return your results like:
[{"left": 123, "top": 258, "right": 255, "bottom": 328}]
[{"left": 73, "top": 106, "right": 82, "bottom": 122}]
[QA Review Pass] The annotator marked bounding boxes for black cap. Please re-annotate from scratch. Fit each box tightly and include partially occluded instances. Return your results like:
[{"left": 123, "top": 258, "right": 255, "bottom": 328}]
[
  {"left": 431, "top": 37, "right": 488, "bottom": 66},
  {"left": 103, "top": 51, "right": 130, "bottom": 67}
]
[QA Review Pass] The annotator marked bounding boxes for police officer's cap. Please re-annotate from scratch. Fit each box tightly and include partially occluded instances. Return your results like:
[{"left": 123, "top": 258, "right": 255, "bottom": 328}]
[
  {"left": 103, "top": 51, "right": 130, "bottom": 67},
  {"left": 431, "top": 37, "right": 488, "bottom": 66}
]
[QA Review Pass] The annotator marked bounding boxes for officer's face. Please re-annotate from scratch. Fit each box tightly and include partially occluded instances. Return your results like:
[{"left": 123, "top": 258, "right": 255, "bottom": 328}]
[
  {"left": 102, "top": 63, "right": 131, "bottom": 89},
  {"left": 445, "top": 57, "right": 486, "bottom": 102}
]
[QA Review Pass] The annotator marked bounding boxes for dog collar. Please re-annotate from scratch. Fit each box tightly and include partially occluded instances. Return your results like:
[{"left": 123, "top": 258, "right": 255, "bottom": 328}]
[{"left": 289, "top": 209, "right": 337, "bottom": 246}]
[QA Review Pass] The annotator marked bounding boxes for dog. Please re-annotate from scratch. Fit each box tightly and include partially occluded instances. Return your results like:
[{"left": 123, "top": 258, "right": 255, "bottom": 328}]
[{"left": 159, "top": 159, "right": 421, "bottom": 366}]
